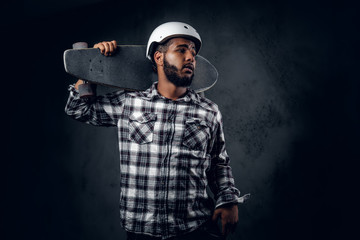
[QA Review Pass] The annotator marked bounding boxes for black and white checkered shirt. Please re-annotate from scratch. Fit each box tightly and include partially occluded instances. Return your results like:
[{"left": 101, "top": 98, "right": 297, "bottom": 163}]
[{"left": 65, "top": 83, "right": 246, "bottom": 239}]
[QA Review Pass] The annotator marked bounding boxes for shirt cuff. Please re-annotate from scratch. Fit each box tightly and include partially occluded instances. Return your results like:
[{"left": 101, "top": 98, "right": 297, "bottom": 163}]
[
  {"left": 215, "top": 193, "right": 251, "bottom": 209},
  {"left": 68, "top": 83, "right": 78, "bottom": 92},
  {"left": 68, "top": 84, "right": 80, "bottom": 98}
]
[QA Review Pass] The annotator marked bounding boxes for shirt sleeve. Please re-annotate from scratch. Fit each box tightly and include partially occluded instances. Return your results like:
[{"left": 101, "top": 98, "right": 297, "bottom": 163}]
[
  {"left": 207, "top": 109, "right": 250, "bottom": 209},
  {"left": 64, "top": 84, "right": 125, "bottom": 127}
]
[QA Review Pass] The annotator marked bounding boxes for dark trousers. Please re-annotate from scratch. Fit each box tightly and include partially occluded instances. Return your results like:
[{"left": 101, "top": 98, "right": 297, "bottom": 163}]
[{"left": 126, "top": 220, "right": 226, "bottom": 240}]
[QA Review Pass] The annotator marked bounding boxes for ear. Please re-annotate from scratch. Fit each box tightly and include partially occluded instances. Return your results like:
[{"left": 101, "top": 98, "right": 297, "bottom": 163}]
[{"left": 154, "top": 51, "right": 164, "bottom": 67}]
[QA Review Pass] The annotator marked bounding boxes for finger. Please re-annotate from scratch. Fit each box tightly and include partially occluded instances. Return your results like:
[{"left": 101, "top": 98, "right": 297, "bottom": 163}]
[
  {"left": 111, "top": 40, "right": 117, "bottom": 50},
  {"left": 222, "top": 219, "right": 226, "bottom": 236},
  {"left": 212, "top": 209, "right": 220, "bottom": 222},
  {"left": 108, "top": 42, "right": 114, "bottom": 55},
  {"left": 75, "top": 79, "right": 84, "bottom": 90},
  {"left": 226, "top": 224, "right": 232, "bottom": 236},
  {"left": 94, "top": 43, "right": 105, "bottom": 54},
  {"left": 102, "top": 42, "right": 110, "bottom": 55},
  {"left": 226, "top": 221, "right": 235, "bottom": 236}
]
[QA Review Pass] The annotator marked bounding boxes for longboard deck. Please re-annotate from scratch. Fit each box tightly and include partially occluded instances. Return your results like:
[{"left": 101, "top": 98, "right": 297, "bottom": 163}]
[{"left": 63, "top": 45, "right": 218, "bottom": 93}]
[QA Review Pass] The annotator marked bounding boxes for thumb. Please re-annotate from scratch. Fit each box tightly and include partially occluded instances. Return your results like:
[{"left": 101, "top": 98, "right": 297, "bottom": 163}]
[{"left": 212, "top": 209, "right": 221, "bottom": 222}]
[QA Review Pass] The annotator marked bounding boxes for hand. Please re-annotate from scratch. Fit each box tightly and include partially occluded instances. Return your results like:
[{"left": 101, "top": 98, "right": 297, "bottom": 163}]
[
  {"left": 93, "top": 40, "right": 117, "bottom": 56},
  {"left": 74, "top": 79, "right": 84, "bottom": 90},
  {"left": 212, "top": 203, "right": 238, "bottom": 236}
]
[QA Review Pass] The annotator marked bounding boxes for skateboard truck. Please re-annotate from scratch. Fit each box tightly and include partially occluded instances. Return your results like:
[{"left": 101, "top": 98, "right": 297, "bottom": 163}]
[
  {"left": 72, "top": 42, "right": 97, "bottom": 98},
  {"left": 78, "top": 83, "right": 97, "bottom": 98}
]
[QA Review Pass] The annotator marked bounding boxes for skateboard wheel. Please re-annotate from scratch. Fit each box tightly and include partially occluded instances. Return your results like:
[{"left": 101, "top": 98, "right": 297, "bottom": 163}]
[
  {"left": 72, "top": 42, "right": 88, "bottom": 49},
  {"left": 79, "top": 83, "right": 96, "bottom": 98}
]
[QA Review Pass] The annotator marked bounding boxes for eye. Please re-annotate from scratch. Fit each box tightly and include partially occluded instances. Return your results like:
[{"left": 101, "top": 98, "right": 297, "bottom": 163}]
[{"left": 177, "top": 48, "right": 186, "bottom": 53}]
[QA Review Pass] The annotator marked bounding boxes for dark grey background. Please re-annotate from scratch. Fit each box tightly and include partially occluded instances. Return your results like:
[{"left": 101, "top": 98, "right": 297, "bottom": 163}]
[{"left": 3, "top": 0, "right": 359, "bottom": 239}]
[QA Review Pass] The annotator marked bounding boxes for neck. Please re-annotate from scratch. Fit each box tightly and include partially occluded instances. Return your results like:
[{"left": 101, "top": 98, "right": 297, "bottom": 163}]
[{"left": 157, "top": 70, "right": 187, "bottom": 101}]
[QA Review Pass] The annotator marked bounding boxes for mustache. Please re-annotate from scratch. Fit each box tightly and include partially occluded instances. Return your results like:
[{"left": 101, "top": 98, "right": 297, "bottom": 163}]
[{"left": 182, "top": 63, "right": 194, "bottom": 71}]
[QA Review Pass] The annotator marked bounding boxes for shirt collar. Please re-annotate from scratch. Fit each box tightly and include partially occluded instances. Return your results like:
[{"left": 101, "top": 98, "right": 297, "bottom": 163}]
[{"left": 141, "top": 82, "right": 201, "bottom": 104}]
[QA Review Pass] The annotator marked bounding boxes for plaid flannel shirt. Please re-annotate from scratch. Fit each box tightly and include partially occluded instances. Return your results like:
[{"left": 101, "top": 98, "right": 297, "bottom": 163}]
[{"left": 65, "top": 83, "right": 246, "bottom": 239}]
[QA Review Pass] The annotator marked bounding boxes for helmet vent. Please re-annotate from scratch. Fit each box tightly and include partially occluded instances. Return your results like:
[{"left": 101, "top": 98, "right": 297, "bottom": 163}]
[{"left": 184, "top": 25, "right": 188, "bottom": 29}]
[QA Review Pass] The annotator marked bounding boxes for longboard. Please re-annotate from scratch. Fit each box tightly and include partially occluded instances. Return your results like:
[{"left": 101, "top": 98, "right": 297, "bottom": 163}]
[{"left": 63, "top": 45, "right": 218, "bottom": 93}]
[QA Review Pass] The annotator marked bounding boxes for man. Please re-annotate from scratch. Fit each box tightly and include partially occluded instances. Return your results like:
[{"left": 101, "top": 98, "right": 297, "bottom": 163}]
[{"left": 65, "top": 22, "right": 247, "bottom": 240}]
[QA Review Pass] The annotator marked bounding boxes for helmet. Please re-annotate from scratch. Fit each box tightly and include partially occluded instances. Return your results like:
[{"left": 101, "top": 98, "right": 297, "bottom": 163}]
[{"left": 146, "top": 22, "right": 202, "bottom": 61}]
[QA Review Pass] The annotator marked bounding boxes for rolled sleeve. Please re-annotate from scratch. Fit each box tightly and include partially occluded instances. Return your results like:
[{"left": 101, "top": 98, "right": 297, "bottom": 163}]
[{"left": 64, "top": 84, "right": 125, "bottom": 127}]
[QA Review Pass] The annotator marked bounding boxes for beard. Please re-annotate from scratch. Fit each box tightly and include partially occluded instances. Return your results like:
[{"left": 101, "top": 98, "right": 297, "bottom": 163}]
[{"left": 163, "top": 57, "right": 194, "bottom": 87}]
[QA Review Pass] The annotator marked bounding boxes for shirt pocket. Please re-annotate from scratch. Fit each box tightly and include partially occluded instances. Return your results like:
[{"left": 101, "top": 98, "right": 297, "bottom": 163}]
[
  {"left": 128, "top": 112, "right": 157, "bottom": 144},
  {"left": 182, "top": 118, "right": 210, "bottom": 151}
]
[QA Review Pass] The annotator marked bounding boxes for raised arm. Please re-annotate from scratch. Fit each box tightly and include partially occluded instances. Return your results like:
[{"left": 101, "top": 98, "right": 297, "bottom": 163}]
[{"left": 65, "top": 40, "right": 124, "bottom": 126}]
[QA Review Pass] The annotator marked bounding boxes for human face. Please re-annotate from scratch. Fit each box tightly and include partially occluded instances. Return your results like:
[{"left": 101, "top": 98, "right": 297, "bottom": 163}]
[{"left": 162, "top": 38, "right": 197, "bottom": 87}]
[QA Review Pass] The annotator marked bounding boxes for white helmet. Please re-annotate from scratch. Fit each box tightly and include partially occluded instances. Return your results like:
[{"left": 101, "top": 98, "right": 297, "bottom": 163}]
[{"left": 146, "top": 22, "right": 202, "bottom": 61}]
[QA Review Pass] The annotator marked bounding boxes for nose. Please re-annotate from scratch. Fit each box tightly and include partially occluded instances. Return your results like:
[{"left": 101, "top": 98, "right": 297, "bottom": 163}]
[{"left": 185, "top": 50, "right": 195, "bottom": 63}]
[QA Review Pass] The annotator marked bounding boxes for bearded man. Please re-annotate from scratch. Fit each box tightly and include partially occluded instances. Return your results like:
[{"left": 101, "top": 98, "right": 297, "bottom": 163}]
[{"left": 65, "top": 22, "right": 247, "bottom": 240}]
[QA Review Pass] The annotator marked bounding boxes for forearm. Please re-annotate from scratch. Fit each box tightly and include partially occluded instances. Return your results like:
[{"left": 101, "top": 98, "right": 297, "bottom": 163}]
[
  {"left": 64, "top": 84, "right": 98, "bottom": 124},
  {"left": 64, "top": 84, "right": 121, "bottom": 126}
]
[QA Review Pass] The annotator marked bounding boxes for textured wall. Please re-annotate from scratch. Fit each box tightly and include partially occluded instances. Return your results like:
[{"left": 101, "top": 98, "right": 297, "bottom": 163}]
[{"left": 3, "top": 0, "right": 358, "bottom": 239}]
